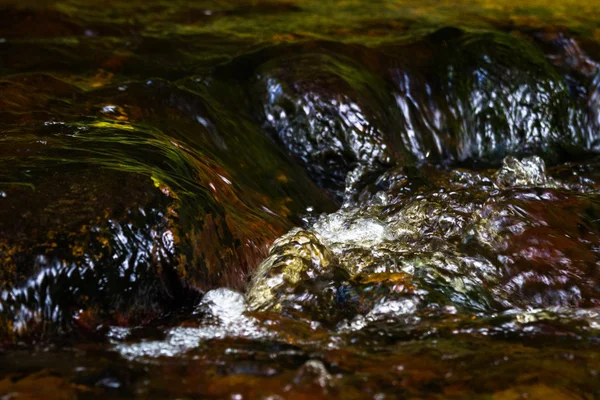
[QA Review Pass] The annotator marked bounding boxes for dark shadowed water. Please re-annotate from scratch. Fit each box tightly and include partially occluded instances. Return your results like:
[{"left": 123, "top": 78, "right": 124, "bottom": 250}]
[{"left": 2, "top": 0, "right": 600, "bottom": 398}]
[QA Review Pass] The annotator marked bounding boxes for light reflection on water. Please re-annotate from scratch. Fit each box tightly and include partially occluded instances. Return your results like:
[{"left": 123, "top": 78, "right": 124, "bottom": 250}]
[{"left": 3, "top": 2, "right": 600, "bottom": 397}]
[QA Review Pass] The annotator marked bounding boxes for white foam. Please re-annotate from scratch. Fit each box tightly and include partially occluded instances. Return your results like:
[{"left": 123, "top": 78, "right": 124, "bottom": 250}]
[
  {"left": 312, "top": 211, "right": 393, "bottom": 252},
  {"left": 115, "top": 289, "right": 273, "bottom": 360}
]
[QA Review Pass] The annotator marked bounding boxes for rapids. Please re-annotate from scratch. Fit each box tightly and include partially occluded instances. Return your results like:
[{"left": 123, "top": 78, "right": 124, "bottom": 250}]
[{"left": 2, "top": 0, "right": 600, "bottom": 398}]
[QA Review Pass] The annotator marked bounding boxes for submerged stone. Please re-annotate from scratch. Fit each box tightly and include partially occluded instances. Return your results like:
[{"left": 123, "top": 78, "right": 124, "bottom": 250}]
[{"left": 246, "top": 229, "right": 339, "bottom": 318}]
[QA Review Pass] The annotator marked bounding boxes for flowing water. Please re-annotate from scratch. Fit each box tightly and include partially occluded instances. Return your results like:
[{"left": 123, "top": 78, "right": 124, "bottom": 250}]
[{"left": 2, "top": 0, "right": 600, "bottom": 398}]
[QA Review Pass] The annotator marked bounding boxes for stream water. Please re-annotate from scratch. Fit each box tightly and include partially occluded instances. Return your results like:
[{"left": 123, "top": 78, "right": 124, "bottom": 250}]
[{"left": 2, "top": 0, "right": 600, "bottom": 398}]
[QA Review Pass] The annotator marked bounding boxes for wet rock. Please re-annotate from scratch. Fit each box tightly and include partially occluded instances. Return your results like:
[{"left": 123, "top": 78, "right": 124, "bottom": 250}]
[
  {"left": 0, "top": 166, "right": 189, "bottom": 337},
  {"left": 252, "top": 45, "right": 405, "bottom": 197},
  {"left": 5, "top": 2, "right": 600, "bottom": 398},
  {"left": 389, "top": 31, "right": 594, "bottom": 164},
  {"left": 247, "top": 229, "right": 334, "bottom": 311},
  {"left": 246, "top": 228, "right": 357, "bottom": 325},
  {"left": 535, "top": 32, "right": 600, "bottom": 152},
  {"left": 440, "top": 33, "right": 572, "bottom": 162},
  {"left": 0, "top": 76, "right": 337, "bottom": 339}
]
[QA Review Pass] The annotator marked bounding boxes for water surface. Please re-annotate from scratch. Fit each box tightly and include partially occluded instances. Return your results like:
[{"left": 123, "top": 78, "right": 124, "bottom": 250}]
[{"left": 2, "top": 0, "right": 600, "bottom": 398}]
